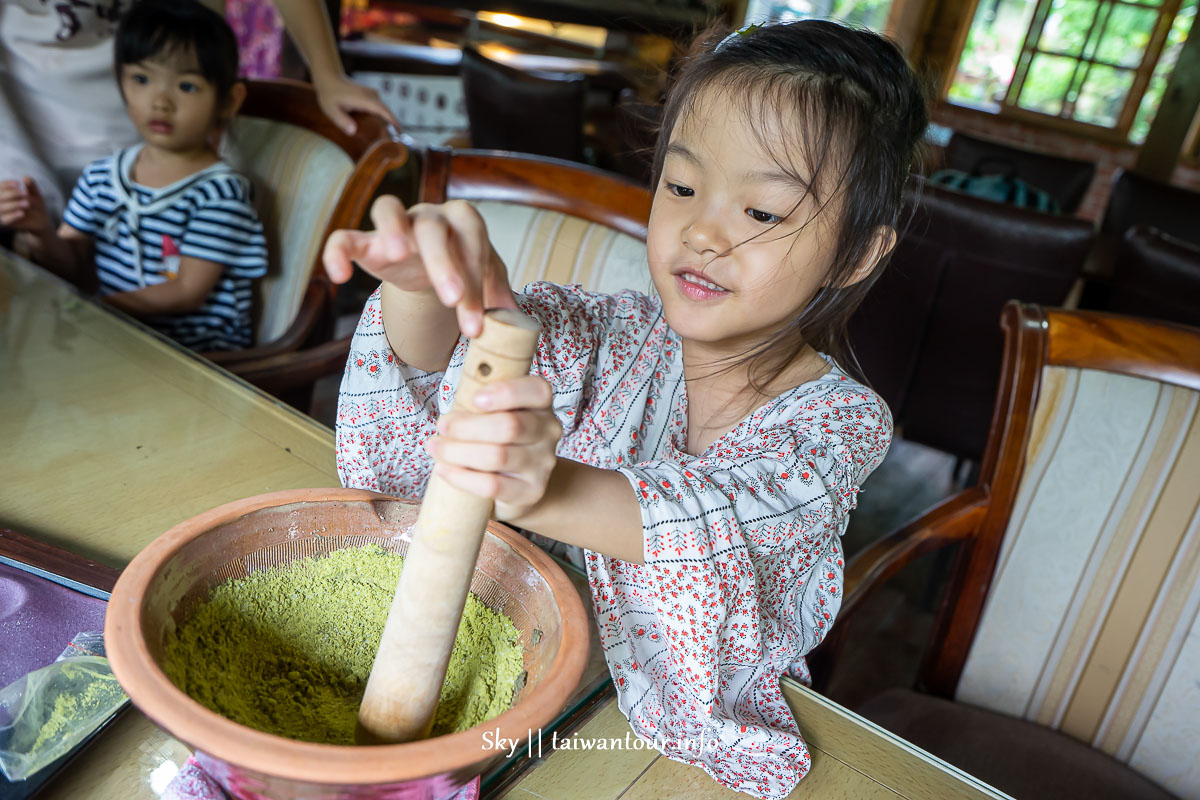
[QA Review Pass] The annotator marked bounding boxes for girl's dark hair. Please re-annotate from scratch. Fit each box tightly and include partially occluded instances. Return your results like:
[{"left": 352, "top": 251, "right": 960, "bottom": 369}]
[
  {"left": 114, "top": 0, "right": 240, "bottom": 101},
  {"left": 653, "top": 20, "right": 928, "bottom": 390}
]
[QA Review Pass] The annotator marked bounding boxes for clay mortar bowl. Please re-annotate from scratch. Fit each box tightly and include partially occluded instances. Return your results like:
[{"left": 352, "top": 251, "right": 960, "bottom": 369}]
[{"left": 105, "top": 488, "right": 589, "bottom": 800}]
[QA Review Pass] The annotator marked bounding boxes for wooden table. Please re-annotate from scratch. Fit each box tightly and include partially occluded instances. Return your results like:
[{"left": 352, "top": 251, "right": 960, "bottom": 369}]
[{"left": 0, "top": 249, "right": 1011, "bottom": 800}]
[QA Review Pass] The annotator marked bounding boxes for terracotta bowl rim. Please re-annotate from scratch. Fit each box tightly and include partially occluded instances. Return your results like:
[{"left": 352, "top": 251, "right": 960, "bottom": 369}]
[{"left": 105, "top": 487, "right": 590, "bottom": 785}]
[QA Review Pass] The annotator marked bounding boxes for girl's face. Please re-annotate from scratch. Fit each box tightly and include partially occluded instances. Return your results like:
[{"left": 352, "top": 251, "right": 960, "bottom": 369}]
[
  {"left": 647, "top": 85, "right": 839, "bottom": 359},
  {"left": 120, "top": 49, "right": 225, "bottom": 156}
]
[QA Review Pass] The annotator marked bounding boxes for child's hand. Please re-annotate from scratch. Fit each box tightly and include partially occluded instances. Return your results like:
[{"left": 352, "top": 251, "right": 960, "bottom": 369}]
[
  {"left": 0, "top": 177, "right": 50, "bottom": 232},
  {"left": 424, "top": 375, "right": 562, "bottom": 522},
  {"left": 323, "top": 195, "right": 516, "bottom": 337}
]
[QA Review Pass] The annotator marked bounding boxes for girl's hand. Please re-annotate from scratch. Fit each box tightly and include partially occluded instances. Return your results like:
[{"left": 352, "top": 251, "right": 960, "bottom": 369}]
[
  {"left": 323, "top": 195, "right": 516, "bottom": 337},
  {"left": 0, "top": 177, "right": 50, "bottom": 232},
  {"left": 424, "top": 375, "right": 562, "bottom": 521}
]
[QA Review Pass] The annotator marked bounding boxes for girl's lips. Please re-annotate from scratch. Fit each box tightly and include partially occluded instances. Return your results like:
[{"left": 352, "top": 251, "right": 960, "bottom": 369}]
[
  {"left": 674, "top": 271, "right": 729, "bottom": 301},
  {"left": 148, "top": 121, "right": 173, "bottom": 133}
]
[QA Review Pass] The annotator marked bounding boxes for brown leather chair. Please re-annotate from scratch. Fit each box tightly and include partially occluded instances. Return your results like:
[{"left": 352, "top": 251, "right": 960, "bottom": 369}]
[
  {"left": 459, "top": 45, "right": 587, "bottom": 162},
  {"left": 943, "top": 131, "right": 1097, "bottom": 214},
  {"left": 816, "top": 303, "right": 1200, "bottom": 800},
  {"left": 848, "top": 180, "right": 1095, "bottom": 462},
  {"left": 1101, "top": 168, "right": 1200, "bottom": 248},
  {"left": 1107, "top": 225, "right": 1200, "bottom": 328}
]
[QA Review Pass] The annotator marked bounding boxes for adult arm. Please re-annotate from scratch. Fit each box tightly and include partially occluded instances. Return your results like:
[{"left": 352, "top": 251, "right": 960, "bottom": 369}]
[{"left": 271, "top": 0, "right": 399, "bottom": 133}]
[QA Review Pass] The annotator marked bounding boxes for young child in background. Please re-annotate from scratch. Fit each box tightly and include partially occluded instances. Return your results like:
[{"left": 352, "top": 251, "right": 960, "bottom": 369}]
[
  {"left": 0, "top": 0, "right": 267, "bottom": 352},
  {"left": 327, "top": 20, "right": 926, "bottom": 800}
]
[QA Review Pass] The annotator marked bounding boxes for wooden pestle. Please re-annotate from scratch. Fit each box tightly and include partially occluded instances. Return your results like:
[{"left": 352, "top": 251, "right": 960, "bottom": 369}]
[{"left": 357, "top": 307, "right": 541, "bottom": 744}]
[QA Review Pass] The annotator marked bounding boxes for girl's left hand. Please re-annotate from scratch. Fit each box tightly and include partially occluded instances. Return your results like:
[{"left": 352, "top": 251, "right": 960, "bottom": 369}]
[
  {"left": 312, "top": 74, "right": 400, "bottom": 135},
  {"left": 425, "top": 375, "right": 562, "bottom": 522}
]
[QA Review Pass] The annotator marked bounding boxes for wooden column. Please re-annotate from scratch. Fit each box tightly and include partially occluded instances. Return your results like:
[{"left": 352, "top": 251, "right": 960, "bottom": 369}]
[{"left": 1135, "top": 23, "right": 1200, "bottom": 180}]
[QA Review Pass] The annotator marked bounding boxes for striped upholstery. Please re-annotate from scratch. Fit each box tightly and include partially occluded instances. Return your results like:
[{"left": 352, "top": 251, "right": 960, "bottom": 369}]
[
  {"left": 223, "top": 117, "right": 354, "bottom": 345},
  {"left": 958, "top": 365, "right": 1200, "bottom": 798},
  {"left": 473, "top": 201, "right": 651, "bottom": 295}
]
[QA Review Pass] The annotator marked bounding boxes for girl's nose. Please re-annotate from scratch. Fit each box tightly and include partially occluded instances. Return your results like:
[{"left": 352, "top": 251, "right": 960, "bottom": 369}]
[{"left": 682, "top": 213, "right": 729, "bottom": 256}]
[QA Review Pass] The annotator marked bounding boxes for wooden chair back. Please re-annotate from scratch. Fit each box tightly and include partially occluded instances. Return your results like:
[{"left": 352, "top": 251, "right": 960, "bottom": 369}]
[
  {"left": 420, "top": 147, "right": 652, "bottom": 294},
  {"left": 216, "top": 79, "right": 409, "bottom": 360},
  {"left": 235, "top": 148, "right": 649, "bottom": 404},
  {"left": 914, "top": 304, "right": 1200, "bottom": 788}
]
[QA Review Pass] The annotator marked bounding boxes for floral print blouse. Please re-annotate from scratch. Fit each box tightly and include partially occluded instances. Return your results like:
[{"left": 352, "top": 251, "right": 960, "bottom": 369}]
[{"left": 336, "top": 282, "right": 892, "bottom": 799}]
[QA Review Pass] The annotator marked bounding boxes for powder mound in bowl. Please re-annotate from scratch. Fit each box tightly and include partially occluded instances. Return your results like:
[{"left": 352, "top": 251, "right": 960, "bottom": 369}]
[{"left": 161, "top": 544, "right": 525, "bottom": 745}]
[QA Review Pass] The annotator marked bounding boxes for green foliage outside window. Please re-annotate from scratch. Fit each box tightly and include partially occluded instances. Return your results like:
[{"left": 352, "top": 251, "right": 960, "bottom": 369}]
[{"left": 949, "top": 0, "right": 1196, "bottom": 142}]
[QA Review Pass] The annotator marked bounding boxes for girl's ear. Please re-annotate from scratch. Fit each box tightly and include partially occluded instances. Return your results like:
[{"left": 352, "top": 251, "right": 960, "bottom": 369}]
[
  {"left": 222, "top": 81, "right": 247, "bottom": 120},
  {"left": 836, "top": 225, "right": 897, "bottom": 289}
]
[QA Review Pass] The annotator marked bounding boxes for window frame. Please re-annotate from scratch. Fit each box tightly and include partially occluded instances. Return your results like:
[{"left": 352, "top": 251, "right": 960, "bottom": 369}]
[{"left": 953, "top": 0, "right": 1183, "bottom": 142}]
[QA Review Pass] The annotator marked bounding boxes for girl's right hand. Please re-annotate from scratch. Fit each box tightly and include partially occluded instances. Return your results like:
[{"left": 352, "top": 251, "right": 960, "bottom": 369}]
[
  {"left": 322, "top": 195, "right": 516, "bottom": 337},
  {"left": 0, "top": 177, "right": 50, "bottom": 232}
]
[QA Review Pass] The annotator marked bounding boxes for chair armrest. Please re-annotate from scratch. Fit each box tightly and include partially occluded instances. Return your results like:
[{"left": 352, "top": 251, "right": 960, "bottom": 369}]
[
  {"left": 840, "top": 486, "right": 988, "bottom": 624},
  {"left": 226, "top": 334, "right": 353, "bottom": 396},
  {"left": 203, "top": 280, "right": 332, "bottom": 367},
  {"left": 807, "top": 487, "right": 987, "bottom": 692}
]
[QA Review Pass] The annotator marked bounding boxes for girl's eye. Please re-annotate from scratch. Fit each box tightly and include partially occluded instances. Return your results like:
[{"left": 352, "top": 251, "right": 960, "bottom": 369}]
[
  {"left": 131, "top": 73, "right": 149, "bottom": 85},
  {"left": 666, "top": 182, "right": 694, "bottom": 198},
  {"left": 179, "top": 81, "right": 198, "bottom": 93},
  {"left": 747, "top": 208, "right": 782, "bottom": 224}
]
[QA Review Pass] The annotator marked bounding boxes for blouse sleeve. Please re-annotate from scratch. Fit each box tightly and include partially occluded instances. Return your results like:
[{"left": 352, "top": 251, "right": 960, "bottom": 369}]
[
  {"left": 336, "top": 281, "right": 617, "bottom": 497},
  {"left": 616, "top": 378, "right": 891, "bottom": 705}
]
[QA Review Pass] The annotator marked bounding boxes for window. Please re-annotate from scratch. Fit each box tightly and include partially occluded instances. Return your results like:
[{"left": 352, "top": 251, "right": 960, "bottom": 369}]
[
  {"left": 950, "top": 0, "right": 1197, "bottom": 142},
  {"left": 742, "top": 0, "right": 893, "bottom": 32}
]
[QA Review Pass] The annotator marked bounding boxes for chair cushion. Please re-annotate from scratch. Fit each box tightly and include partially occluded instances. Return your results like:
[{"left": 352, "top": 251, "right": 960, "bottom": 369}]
[
  {"left": 858, "top": 688, "right": 1178, "bottom": 800},
  {"left": 473, "top": 200, "right": 650, "bottom": 296},
  {"left": 223, "top": 117, "right": 354, "bottom": 345},
  {"left": 956, "top": 366, "right": 1200, "bottom": 798}
]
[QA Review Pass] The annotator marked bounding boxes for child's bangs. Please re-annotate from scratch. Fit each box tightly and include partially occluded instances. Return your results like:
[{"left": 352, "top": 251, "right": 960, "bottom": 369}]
[{"left": 119, "top": 22, "right": 197, "bottom": 70}]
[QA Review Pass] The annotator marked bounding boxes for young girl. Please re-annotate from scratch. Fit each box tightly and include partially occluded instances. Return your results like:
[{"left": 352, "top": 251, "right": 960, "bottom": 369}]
[
  {"left": 0, "top": 0, "right": 268, "bottom": 352},
  {"left": 328, "top": 20, "right": 926, "bottom": 799}
]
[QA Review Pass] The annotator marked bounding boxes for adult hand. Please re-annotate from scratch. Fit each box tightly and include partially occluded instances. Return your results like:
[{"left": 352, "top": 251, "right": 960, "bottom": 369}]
[
  {"left": 0, "top": 177, "right": 50, "bottom": 232},
  {"left": 322, "top": 195, "right": 517, "bottom": 337},
  {"left": 312, "top": 73, "right": 399, "bottom": 135},
  {"left": 425, "top": 375, "right": 562, "bottom": 521}
]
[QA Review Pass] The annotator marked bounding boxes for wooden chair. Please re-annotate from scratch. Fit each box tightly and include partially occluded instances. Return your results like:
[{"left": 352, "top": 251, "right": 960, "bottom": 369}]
[
  {"left": 239, "top": 147, "right": 652, "bottom": 407},
  {"left": 818, "top": 302, "right": 1200, "bottom": 800},
  {"left": 206, "top": 79, "right": 410, "bottom": 388}
]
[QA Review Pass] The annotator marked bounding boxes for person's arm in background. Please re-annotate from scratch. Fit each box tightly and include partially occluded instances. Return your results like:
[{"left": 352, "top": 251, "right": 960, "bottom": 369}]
[
  {"left": 0, "top": 177, "right": 93, "bottom": 284},
  {"left": 271, "top": 0, "right": 400, "bottom": 134}
]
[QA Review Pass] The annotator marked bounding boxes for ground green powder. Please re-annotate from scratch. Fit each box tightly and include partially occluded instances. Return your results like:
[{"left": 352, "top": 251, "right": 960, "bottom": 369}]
[{"left": 162, "top": 545, "right": 525, "bottom": 745}]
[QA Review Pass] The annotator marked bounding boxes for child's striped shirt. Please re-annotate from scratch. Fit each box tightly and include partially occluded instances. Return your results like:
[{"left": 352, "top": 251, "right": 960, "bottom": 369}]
[{"left": 64, "top": 145, "right": 268, "bottom": 351}]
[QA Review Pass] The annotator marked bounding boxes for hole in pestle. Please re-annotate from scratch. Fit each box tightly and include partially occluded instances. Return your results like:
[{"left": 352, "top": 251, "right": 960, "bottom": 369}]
[{"left": 478, "top": 362, "right": 492, "bottom": 376}]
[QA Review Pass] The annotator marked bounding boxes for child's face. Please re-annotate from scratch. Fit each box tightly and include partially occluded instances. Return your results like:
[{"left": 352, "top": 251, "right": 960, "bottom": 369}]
[
  {"left": 119, "top": 49, "right": 223, "bottom": 155},
  {"left": 647, "top": 85, "right": 840, "bottom": 357}
]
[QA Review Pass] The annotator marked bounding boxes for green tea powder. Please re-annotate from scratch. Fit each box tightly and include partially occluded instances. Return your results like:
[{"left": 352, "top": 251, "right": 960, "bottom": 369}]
[{"left": 162, "top": 545, "right": 525, "bottom": 745}]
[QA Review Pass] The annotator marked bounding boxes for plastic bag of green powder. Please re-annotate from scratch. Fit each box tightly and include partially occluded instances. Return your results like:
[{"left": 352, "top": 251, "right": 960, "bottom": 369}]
[{"left": 0, "top": 633, "right": 127, "bottom": 781}]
